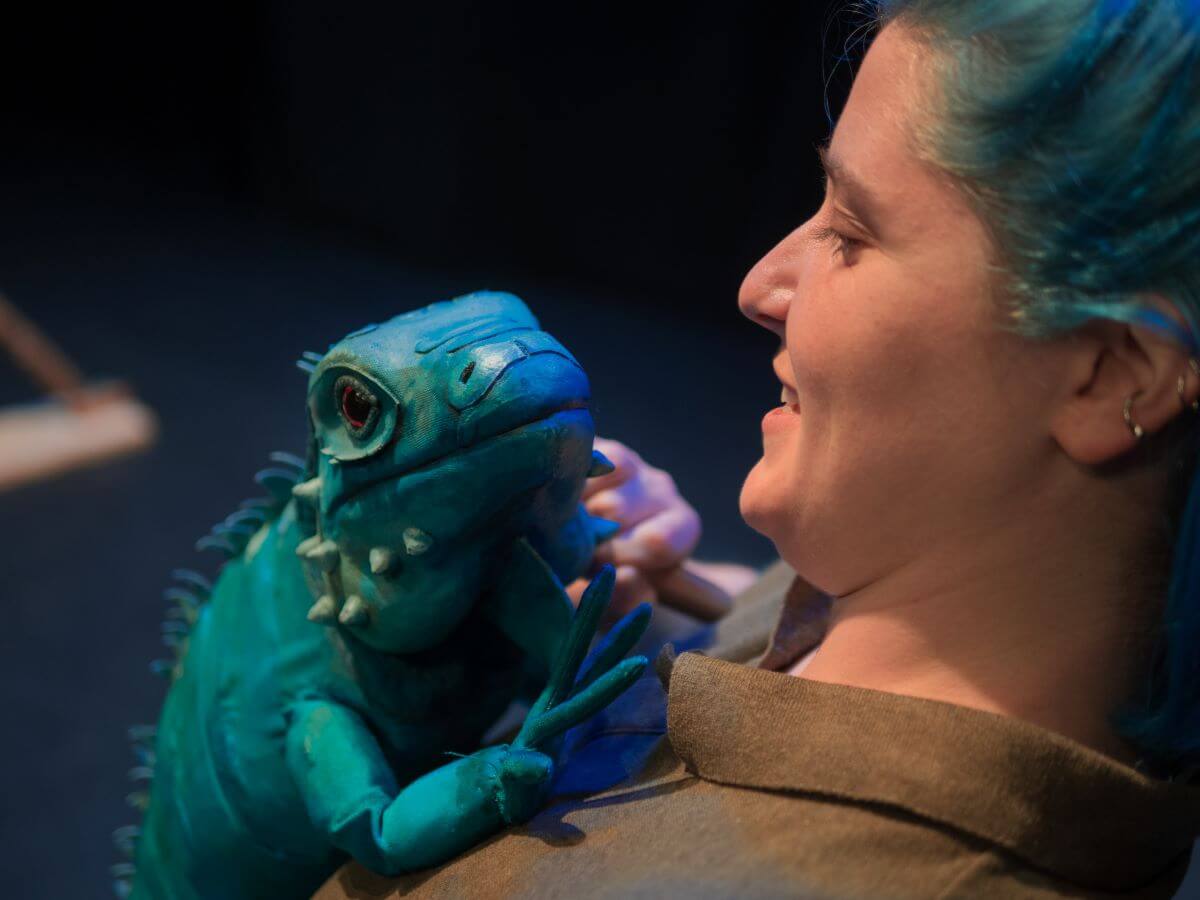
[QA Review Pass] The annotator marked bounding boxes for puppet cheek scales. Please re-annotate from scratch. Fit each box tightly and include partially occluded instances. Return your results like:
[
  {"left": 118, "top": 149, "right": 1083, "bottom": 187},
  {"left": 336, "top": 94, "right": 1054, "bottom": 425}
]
[
  {"left": 369, "top": 547, "right": 395, "bottom": 575},
  {"left": 403, "top": 527, "right": 434, "bottom": 556},
  {"left": 306, "top": 595, "right": 339, "bottom": 624},
  {"left": 338, "top": 595, "right": 371, "bottom": 627}
]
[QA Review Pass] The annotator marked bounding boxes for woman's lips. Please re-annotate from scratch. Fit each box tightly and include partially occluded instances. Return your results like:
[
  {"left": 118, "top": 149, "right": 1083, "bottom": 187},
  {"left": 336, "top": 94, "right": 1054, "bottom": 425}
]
[{"left": 762, "top": 395, "right": 800, "bottom": 433}]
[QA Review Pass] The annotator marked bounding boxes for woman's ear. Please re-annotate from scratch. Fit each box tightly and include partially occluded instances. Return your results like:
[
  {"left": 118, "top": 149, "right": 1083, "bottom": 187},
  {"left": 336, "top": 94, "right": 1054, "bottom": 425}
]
[{"left": 1050, "top": 295, "right": 1198, "bottom": 466}]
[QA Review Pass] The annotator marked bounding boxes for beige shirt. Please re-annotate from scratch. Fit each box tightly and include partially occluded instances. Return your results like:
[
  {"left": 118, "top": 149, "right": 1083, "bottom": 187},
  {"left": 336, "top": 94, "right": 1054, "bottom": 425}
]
[{"left": 315, "top": 562, "right": 1200, "bottom": 899}]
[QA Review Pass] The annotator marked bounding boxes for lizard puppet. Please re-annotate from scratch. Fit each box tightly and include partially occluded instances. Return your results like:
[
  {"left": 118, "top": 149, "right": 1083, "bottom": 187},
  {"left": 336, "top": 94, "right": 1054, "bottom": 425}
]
[{"left": 115, "top": 291, "right": 650, "bottom": 899}]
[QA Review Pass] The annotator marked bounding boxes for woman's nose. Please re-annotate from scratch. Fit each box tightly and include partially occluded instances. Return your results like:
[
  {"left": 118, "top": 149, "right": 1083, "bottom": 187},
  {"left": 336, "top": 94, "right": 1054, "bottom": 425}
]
[{"left": 737, "top": 230, "right": 799, "bottom": 337}]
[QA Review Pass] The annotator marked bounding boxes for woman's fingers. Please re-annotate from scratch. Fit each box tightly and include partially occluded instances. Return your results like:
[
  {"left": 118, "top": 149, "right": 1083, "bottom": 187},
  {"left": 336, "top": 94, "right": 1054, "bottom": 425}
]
[
  {"left": 610, "top": 565, "right": 658, "bottom": 618},
  {"left": 580, "top": 438, "right": 640, "bottom": 499},
  {"left": 585, "top": 482, "right": 660, "bottom": 530},
  {"left": 597, "top": 505, "right": 702, "bottom": 571},
  {"left": 565, "top": 576, "right": 589, "bottom": 607},
  {"left": 574, "top": 436, "right": 709, "bottom": 620},
  {"left": 566, "top": 565, "right": 657, "bottom": 615},
  {"left": 585, "top": 449, "right": 702, "bottom": 569},
  {"left": 684, "top": 560, "right": 760, "bottom": 598},
  {"left": 585, "top": 455, "right": 675, "bottom": 520}
]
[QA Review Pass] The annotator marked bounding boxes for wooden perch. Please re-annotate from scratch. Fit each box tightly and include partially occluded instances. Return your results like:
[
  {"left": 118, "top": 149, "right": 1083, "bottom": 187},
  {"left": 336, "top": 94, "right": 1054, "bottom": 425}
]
[{"left": 0, "top": 294, "right": 157, "bottom": 491}]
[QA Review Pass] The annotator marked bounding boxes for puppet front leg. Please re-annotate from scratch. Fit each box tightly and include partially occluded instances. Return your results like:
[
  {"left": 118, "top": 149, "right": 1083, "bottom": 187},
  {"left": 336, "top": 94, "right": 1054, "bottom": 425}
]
[{"left": 285, "top": 700, "right": 553, "bottom": 876}]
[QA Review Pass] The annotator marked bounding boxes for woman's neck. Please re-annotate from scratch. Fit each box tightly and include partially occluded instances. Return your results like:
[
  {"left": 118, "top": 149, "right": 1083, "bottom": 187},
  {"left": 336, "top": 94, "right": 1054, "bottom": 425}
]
[{"left": 791, "top": 471, "right": 1167, "bottom": 768}]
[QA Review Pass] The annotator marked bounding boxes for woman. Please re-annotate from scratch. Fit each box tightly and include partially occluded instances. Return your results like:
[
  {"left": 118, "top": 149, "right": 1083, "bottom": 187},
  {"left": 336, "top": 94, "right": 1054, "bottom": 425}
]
[
  {"left": 319, "top": 1, "right": 1200, "bottom": 896},
  {"left": 740, "top": 0, "right": 1200, "bottom": 775}
]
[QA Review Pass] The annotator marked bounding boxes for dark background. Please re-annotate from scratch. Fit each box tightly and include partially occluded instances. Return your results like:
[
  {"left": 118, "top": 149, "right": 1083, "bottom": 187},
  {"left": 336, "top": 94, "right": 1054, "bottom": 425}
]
[
  {"left": 4, "top": 3, "right": 1195, "bottom": 899},
  {"left": 0, "top": 3, "right": 852, "bottom": 895}
]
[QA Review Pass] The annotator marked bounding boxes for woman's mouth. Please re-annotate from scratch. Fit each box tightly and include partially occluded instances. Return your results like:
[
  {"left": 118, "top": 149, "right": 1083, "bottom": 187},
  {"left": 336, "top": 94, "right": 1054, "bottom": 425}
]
[{"left": 762, "top": 386, "right": 800, "bottom": 432}]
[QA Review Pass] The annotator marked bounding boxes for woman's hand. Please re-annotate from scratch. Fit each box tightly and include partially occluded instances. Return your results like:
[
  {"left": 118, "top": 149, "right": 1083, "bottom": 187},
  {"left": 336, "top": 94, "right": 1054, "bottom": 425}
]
[{"left": 566, "top": 438, "right": 758, "bottom": 620}]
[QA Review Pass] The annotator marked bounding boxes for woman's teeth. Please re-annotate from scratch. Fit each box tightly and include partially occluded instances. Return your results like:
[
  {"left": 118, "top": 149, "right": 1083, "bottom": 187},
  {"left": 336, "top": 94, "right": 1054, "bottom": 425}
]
[{"left": 779, "top": 386, "right": 800, "bottom": 410}]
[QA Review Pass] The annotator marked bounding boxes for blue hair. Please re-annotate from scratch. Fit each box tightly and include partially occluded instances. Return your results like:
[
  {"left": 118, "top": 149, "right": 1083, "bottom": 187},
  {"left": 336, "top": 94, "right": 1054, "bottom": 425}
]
[{"left": 854, "top": 0, "right": 1200, "bottom": 778}]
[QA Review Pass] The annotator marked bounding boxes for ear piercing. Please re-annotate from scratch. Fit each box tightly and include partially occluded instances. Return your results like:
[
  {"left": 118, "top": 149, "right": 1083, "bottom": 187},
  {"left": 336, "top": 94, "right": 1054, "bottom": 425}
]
[
  {"left": 1177, "top": 357, "right": 1200, "bottom": 412},
  {"left": 1127, "top": 357, "right": 1200, "bottom": 442},
  {"left": 1125, "top": 391, "right": 1145, "bottom": 440}
]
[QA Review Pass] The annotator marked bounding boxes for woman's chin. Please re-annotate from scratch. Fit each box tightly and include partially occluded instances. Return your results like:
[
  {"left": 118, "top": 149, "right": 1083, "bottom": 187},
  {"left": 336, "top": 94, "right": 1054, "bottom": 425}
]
[{"left": 739, "top": 459, "right": 785, "bottom": 539}]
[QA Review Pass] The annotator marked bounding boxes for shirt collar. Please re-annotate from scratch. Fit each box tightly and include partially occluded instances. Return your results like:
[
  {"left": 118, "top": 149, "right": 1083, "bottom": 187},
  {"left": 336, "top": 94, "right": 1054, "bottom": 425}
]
[{"left": 666, "top": 646, "right": 1200, "bottom": 892}]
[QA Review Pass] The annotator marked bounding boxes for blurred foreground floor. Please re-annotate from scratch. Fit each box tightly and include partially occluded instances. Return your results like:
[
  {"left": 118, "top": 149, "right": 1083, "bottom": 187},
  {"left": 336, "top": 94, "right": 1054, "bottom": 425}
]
[{"left": 0, "top": 166, "right": 782, "bottom": 896}]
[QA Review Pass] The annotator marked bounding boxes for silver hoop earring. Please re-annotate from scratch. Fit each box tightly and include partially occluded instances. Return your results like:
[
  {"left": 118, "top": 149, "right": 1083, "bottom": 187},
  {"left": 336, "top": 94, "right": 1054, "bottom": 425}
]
[
  {"left": 1124, "top": 392, "right": 1145, "bottom": 440},
  {"left": 1177, "top": 374, "right": 1198, "bottom": 412},
  {"left": 1177, "top": 358, "right": 1200, "bottom": 413}
]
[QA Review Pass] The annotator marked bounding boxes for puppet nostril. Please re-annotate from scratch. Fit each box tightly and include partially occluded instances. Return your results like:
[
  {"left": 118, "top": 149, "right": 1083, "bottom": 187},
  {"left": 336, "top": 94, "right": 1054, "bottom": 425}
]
[{"left": 460, "top": 362, "right": 475, "bottom": 383}]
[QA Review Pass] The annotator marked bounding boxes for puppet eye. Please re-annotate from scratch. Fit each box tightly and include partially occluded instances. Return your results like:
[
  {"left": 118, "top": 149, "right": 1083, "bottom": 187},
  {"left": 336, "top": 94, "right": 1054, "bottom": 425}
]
[{"left": 335, "top": 375, "right": 380, "bottom": 438}]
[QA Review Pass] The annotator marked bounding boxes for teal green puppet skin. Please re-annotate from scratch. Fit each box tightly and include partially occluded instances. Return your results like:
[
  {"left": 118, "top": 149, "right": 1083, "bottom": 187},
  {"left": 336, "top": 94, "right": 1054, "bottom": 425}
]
[{"left": 118, "top": 292, "right": 649, "bottom": 900}]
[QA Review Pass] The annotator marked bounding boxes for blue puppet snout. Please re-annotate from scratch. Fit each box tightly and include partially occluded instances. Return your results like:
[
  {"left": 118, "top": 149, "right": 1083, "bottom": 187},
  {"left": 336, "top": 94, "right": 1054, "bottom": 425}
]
[{"left": 451, "top": 331, "right": 591, "bottom": 449}]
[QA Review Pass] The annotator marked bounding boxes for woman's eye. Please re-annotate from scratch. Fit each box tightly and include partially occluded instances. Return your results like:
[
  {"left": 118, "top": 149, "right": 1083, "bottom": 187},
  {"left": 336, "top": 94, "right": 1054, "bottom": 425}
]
[
  {"left": 334, "top": 375, "right": 380, "bottom": 436},
  {"left": 811, "top": 224, "right": 863, "bottom": 265}
]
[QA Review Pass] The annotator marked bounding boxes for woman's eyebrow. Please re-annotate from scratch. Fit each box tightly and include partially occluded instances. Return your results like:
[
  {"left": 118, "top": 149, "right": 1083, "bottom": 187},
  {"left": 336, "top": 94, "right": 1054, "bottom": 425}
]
[{"left": 816, "top": 140, "right": 886, "bottom": 234}]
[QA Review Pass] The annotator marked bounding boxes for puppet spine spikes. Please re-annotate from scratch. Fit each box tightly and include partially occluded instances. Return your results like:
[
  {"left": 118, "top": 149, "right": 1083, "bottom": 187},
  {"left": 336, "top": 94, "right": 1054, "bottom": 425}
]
[
  {"left": 195, "top": 534, "right": 238, "bottom": 557},
  {"left": 149, "top": 659, "right": 175, "bottom": 678},
  {"left": 268, "top": 450, "right": 306, "bottom": 471},
  {"left": 111, "top": 821, "right": 141, "bottom": 896},
  {"left": 170, "top": 569, "right": 211, "bottom": 597},
  {"left": 216, "top": 522, "right": 258, "bottom": 542},
  {"left": 163, "top": 588, "right": 200, "bottom": 628},
  {"left": 112, "top": 824, "right": 140, "bottom": 856},
  {"left": 128, "top": 724, "right": 157, "bottom": 742},
  {"left": 163, "top": 587, "right": 198, "bottom": 611},
  {"left": 161, "top": 621, "right": 189, "bottom": 639},
  {"left": 195, "top": 450, "right": 308, "bottom": 564},
  {"left": 296, "top": 350, "right": 325, "bottom": 373},
  {"left": 111, "top": 861, "right": 135, "bottom": 899},
  {"left": 116, "top": 713, "right": 154, "bottom": 881},
  {"left": 255, "top": 466, "right": 303, "bottom": 503},
  {"left": 131, "top": 744, "right": 155, "bottom": 768},
  {"left": 125, "top": 790, "right": 150, "bottom": 812},
  {"left": 160, "top": 634, "right": 183, "bottom": 652},
  {"left": 223, "top": 507, "right": 269, "bottom": 529}
]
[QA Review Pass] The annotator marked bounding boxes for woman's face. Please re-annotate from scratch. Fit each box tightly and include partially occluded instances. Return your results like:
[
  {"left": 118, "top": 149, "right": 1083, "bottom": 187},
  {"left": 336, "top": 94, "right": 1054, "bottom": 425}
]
[{"left": 738, "top": 23, "right": 1072, "bottom": 595}]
